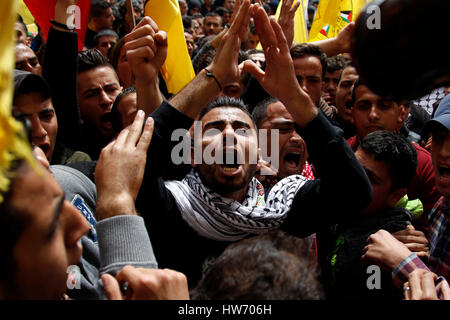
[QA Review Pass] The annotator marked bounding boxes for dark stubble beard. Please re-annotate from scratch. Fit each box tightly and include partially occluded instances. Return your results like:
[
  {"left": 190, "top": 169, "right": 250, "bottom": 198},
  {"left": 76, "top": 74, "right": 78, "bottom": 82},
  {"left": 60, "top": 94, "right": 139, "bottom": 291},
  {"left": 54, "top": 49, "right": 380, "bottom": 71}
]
[{"left": 196, "top": 163, "right": 258, "bottom": 198}]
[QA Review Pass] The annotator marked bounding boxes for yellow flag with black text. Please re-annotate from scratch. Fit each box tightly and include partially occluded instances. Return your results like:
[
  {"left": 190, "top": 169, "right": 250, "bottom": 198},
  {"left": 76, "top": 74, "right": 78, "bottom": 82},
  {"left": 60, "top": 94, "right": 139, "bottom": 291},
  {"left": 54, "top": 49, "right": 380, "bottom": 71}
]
[
  {"left": 309, "top": 0, "right": 372, "bottom": 42},
  {"left": 144, "top": 0, "right": 195, "bottom": 95},
  {"left": 0, "top": 0, "right": 34, "bottom": 204}
]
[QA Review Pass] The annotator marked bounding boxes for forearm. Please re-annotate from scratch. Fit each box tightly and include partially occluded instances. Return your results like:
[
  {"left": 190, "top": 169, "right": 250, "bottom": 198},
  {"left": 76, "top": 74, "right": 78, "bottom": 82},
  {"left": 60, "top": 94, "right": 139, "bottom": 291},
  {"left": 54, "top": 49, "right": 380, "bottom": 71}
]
[
  {"left": 146, "top": 100, "right": 194, "bottom": 178},
  {"left": 169, "top": 68, "right": 221, "bottom": 119},
  {"left": 281, "top": 113, "right": 371, "bottom": 235},
  {"left": 392, "top": 253, "right": 430, "bottom": 289},
  {"left": 136, "top": 78, "right": 164, "bottom": 116},
  {"left": 299, "top": 113, "right": 371, "bottom": 214},
  {"left": 43, "top": 27, "right": 82, "bottom": 149},
  {"left": 97, "top": 215, "right": 158, "bottom": 275},
  {"left": 312, "top": 37, "right": 343, "bottom": 57},
  {"left": 280, "top": 89, "right": 318, "bottom": 128}
]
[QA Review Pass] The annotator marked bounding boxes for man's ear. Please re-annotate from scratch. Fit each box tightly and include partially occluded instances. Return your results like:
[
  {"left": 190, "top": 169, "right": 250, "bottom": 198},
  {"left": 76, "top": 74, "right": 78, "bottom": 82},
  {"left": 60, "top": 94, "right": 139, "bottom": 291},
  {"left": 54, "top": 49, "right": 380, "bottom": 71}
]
[{"left": 387, "top": 188, "right": 407, "bottom": 208}]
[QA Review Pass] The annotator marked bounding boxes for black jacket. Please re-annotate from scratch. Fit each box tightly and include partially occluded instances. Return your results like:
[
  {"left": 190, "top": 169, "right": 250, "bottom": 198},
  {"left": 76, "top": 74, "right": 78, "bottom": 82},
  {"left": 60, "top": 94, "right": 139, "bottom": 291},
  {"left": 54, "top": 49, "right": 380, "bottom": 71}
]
[
  {"left": 136, "top": 101, "right": 372, "bottom": 288},
  {"left": 317, "top": 207, "right": 413, "bottom": 300}
]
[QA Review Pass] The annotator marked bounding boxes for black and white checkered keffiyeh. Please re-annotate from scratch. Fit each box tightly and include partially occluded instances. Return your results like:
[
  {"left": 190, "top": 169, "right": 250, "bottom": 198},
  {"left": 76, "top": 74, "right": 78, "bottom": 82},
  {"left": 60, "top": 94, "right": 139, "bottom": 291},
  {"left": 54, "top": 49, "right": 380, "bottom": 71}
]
[{"left": 165, "top": 170, "right": 307, "bottom": 241}]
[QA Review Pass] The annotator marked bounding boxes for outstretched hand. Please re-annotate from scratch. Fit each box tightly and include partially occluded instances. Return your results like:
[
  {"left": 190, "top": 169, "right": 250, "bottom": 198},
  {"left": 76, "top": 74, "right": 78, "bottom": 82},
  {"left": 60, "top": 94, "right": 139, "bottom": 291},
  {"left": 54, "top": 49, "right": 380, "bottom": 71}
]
[
  {"left": 277, "top": 0, "right": 301, "bottom": 48},
  {"left": 95, "top": 111, "right": 154, "bottom": 220},
  {"left": 210, "top": 0, "right": 243, "bottom": 49},
  {"left": 242, "top": 4, "right": 317, "bottom": 127},
  {"left": 207, "top": 0, "right": 255, "bottom": 90}
]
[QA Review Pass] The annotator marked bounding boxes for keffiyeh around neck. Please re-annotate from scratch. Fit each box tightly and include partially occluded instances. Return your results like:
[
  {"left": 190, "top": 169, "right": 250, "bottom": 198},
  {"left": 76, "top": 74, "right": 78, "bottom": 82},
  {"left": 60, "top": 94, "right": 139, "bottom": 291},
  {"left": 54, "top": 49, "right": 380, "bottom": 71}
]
[{"left": 165, "top": 170, "right": 307, "bottom": 241}]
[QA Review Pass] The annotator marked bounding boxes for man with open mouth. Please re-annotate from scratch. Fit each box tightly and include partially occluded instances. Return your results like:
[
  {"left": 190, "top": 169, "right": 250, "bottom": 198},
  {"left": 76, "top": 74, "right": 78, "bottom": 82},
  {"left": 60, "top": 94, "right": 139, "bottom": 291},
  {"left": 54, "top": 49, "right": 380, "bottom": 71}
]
[
  {"left": 12, "top": 70, "right": 91, "bottom": 166},
  {"left": 347, "top": 80, "right": 439, "bottom": 233},
  {"left": 252, "top": 96, "right": 314, "bottom": 188},
  {"left": 132, "top": 1, "right": 372, "bottom": 287}
]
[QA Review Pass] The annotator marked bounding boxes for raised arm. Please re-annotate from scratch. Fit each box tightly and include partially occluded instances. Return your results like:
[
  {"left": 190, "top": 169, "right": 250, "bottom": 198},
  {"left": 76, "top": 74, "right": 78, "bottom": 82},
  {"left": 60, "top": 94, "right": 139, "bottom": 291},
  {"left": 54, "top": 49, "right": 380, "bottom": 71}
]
[
  {"left": 94, "top": 111, "right": 158, "bottom": 275},
  {"left": 243, "top": 4, "right": 317, "bottom": 128},
  {"left": 311, "top": 22, "right": 355, "bottom": 56},
  {"left": 244, "top": 5, "right": 371, "bottom": 234},
  {"left": 123, "top": 17, "right": 166, "bottom": 116},
  {"left": 169, "top": 0, "right": 254, "bottom": 119},
  {"left": 43, "top": 0, "right": 82, "bottom": 151}
]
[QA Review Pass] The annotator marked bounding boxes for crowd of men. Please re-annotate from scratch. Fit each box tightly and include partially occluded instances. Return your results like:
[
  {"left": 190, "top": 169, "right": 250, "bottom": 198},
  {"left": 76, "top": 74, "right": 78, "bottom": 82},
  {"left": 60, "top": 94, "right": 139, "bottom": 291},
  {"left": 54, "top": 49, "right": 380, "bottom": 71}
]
[{"left": 2, "top": 0, "right": 449, "bottom": 301}]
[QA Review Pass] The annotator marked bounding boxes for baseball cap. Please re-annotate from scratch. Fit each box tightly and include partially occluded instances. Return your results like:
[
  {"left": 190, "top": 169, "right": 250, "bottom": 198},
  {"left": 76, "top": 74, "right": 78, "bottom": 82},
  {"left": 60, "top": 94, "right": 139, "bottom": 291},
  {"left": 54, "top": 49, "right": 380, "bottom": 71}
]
[
  {"left": 13, "top": 69, "right": 51, "bottom": 102},
  {"left": 423, "top": 94, "right": 450, "bottom": 135}
]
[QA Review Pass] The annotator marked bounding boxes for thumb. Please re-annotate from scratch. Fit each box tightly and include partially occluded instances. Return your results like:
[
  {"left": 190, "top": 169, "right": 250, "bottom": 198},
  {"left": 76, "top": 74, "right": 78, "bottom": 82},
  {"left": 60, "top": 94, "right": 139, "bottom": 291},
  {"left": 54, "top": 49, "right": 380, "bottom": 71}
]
[
  {"left": 101, "top": 273, "right": 124, "bottom": 300},
  {"left": 154, "top": 31, "right": 168, "bottom": 65},
  {"left": 155, "top": 31, "right": 168, "bottom": 50},
  {"left": 406, "top": 224, "right": 415, "bottom": 231}
]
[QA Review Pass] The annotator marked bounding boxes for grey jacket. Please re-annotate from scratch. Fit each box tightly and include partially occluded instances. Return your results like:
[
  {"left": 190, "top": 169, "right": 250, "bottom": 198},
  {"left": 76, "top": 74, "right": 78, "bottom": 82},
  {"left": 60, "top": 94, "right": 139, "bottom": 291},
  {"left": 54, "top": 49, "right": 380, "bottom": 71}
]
[{"left": 51, "top": 165, "right": 157, "bottom": 300}]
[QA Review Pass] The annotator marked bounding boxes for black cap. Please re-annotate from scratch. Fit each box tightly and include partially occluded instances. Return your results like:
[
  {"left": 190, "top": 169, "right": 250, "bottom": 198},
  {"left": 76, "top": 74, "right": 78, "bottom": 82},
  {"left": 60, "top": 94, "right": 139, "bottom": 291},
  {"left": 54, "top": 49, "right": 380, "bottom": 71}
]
[{"left": 13, "top": 69, "right": 51, "bottom": 102}]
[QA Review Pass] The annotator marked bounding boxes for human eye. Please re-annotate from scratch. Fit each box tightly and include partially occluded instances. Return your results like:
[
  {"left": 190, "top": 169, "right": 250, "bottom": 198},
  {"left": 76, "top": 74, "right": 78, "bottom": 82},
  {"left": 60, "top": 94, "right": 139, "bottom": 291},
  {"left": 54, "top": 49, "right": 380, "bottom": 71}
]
[
  {"left": 40, "top": 110, "right": 54, "bottom": 121},
  {"left": 356, "top": 100, "right": 371, "bottom": 110},
  {"left": 235, "top": 127, "right": 250, "bottom": 136}
]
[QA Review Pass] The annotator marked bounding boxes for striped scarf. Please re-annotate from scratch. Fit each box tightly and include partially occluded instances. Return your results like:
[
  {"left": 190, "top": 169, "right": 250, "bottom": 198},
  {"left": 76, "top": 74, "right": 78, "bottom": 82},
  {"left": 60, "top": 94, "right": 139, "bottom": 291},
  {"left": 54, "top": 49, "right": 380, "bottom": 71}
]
[{"left": 165, "top": 170, "right": 307, "bottom": 241}]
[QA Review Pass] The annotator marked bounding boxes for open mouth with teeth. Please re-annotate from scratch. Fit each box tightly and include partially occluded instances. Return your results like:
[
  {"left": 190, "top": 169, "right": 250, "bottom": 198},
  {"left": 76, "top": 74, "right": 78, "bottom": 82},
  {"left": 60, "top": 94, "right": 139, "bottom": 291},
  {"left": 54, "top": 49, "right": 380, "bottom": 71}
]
[
  {"left": 439, "top": 166, "right": 450, "bottom": 180},
  {"left": 101, "top": 113, "right": 113, "bottom": 129},
  {"left": 283, "top": 152, "right": 302, "bottom": 169},
  {"left": 38, "top": 143, "right": 51, "bottom": 158},
  {"left": 219, "top": 151, "right": 243, "bottom": 175}
]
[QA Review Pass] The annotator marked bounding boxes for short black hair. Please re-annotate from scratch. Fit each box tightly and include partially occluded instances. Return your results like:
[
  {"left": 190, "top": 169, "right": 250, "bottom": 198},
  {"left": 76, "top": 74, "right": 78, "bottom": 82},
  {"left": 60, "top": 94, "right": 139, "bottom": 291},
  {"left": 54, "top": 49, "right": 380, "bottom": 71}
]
[
  {"left": 77, "top": 48, "right": 116, "bottom": 75},
  {"left": 191, "top": 13, "right": 204, "bottom": 19},
  {"left": 359, "top": 130, "right": 417, "bottom": 191},
  {"left": 205, "top": 11, "right": 222, "bottom": 19},
  {"left": 290, "top": 43, "right": 327, "bottom": 77},
  {"left": 108, "top": 37, "right": 125, "bottom": 70},
  {"left": 326, "top": 55, "right": 350, "bottom": 74},
  {"left": 190, "top": 230, "right": 324, "bottom": 300},
  {"left": 246, "top": 48, "right": 264, "bottom": 56},
  {"left": 251, "top": 96, "right": 279, "bottom": 128},
  {"left": 350, "top": 78, "right": 365, "bottom": 107},
  {"left": 198, "top": 96, "right": 253, "bottom": 126},
  {"left": 90, "top": 0, "right": 112, "bottom": 19},
  {"left": 16, "top": 16, "right": 28, "bottom": 36},
  {"left": 182, "top": 15, "right": 193, "bottom": 30},
  {"left": 93, "top": 29, "right": 119, "bottom": 46},
  {"left": 214, "top": 7, "right": 230, "bottom": 17},
  {"left": 109, "top": 86, "right": 136, "bottom": 133}
]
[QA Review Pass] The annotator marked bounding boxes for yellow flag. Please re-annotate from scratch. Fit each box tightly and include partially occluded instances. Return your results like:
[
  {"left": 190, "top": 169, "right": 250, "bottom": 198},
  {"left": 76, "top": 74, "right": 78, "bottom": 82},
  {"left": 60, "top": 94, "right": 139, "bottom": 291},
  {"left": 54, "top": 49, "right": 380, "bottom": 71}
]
[
  {"left": 17, "top": 0, "right": 38, "bottom": 36},
  {"left": 279, "top": 0, "right": 308, "bottom": 44},
  {"left": 309, "top": 0, "right": 371, "bottom": 42},
  {"left": 144, "top": 0, "right": 195, "bottom": 95},
  {"left": 0, "top": 0, "right": 34, "bottom": 203},
  {"left": 257, "top": 0, "right": 308, "bottom": 49}
]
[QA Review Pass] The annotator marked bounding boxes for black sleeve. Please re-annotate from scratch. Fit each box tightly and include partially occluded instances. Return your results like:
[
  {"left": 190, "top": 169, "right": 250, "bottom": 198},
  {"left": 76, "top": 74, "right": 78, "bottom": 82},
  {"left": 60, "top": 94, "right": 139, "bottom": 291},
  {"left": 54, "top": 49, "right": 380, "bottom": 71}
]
[
  {"left": 146, "top": 100, "right": 194, "bottom": 180},
  {"left": 43, "top": 27, "right": 82, "bottom": 151},
  {"left": 281, "top": 112, "right": 373, "bottom": 237}
]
